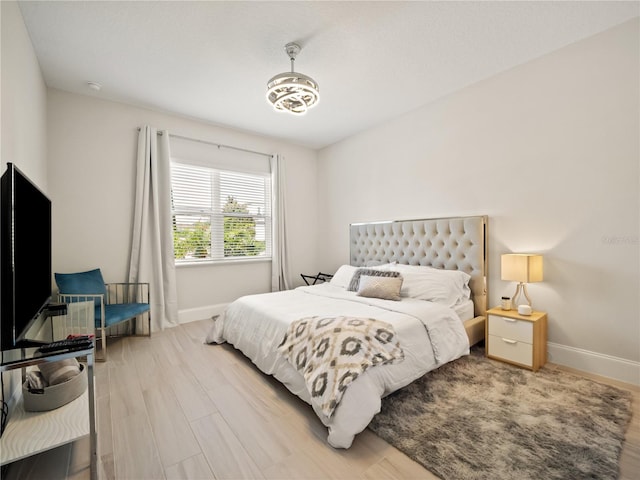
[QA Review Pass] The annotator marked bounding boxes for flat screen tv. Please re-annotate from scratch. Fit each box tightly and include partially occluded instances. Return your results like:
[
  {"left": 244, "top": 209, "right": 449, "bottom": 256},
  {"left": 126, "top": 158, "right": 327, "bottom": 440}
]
[{"left": 1, "top": 163, "right": 52, "bottom": 351}]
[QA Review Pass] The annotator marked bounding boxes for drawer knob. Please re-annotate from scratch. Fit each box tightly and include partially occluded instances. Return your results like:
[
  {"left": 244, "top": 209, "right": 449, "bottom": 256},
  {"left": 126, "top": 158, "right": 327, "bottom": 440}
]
[
  {"left": 501, "top": 338, "right": 517, "bottom": 344},
  {"left": 504, "top": 318, "right": 517, "bottom": 323}
]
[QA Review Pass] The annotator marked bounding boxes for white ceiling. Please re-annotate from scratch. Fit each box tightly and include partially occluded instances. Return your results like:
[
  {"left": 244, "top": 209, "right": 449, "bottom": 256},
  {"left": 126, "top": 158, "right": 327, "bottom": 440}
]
[{"left": 17, "top": 1, "right": 639, "bottom": 150}]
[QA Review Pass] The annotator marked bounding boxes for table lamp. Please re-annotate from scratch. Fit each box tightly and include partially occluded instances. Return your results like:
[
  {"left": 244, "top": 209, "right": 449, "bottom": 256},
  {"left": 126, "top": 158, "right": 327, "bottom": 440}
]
[{"left": 501, "top": 253, "right": 543, "bottom": 309}]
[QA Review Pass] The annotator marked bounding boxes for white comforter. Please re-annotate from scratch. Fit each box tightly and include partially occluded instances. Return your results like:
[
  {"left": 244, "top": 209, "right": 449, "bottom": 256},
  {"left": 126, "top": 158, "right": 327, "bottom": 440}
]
[{"left": 206, "top": 283, "right": 469, "bottom": 448}]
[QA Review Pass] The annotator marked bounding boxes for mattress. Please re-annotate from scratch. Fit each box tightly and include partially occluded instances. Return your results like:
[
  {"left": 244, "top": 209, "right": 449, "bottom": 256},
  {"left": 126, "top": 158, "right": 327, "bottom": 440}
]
[{"left": 454, "top": 298, "right": 475, "bottom": 322}]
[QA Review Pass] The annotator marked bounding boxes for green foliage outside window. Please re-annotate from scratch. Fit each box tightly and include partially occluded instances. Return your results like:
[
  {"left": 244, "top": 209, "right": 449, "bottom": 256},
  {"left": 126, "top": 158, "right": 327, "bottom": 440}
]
[
  {"left": 173, "top": 196, "right": 265, "bottom": 260},
  {"left": 173, "top": 221, "right": 210, "bottom": 259},
  {"left": 223, "top": 196, "right": 265, "bottom": 257}
]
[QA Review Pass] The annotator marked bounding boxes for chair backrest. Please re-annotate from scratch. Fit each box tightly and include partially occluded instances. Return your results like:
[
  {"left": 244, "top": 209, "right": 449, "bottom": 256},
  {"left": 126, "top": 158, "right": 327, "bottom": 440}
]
[{"left": 55, "top": 268, "right": 107, "bottom": 307}]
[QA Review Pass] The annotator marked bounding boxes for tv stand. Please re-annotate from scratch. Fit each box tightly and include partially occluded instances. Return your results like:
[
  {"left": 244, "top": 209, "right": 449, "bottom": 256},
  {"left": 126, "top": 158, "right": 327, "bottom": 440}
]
[{"left": 0, "top": 303, "right": 97, "bottom": 480}]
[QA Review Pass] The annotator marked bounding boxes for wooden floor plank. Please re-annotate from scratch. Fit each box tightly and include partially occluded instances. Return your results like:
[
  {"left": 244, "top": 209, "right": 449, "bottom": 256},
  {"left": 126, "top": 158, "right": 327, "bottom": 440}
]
[
  {"left": 362, "top": 451, "right": 440, "bottom": 480},
  {"left": 184, "top": 345, "right": 232, "bottom": 393},
  {"left": 131, "top": 345, "right": 165, "bottom": 393},
  {"left": 164, "top": 363, "right": 219, "bottom": 422},
  {"left": 190, "top": 413, "right": 265, "bottom": 480},
  {"left": 262, "top": 449, "right": 346, "bottom": 480},
  {"left": 205, "top": 383, "right": 292, "bottom": 469},
  {"left": 111, "top": 412, "right": 165, "bottom": 480},
  {"left": 164, "top": 453, "right": 215, "bottom": 480},
  {"left": 143, "top": 382, "right": 202, "bottom": 468},
  {"left": 108, "top": 374, "right": 147, "bottom": 420}
]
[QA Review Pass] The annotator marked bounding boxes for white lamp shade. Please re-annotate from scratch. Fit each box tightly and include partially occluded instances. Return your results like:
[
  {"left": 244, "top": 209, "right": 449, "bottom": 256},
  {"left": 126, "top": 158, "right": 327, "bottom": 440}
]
[{"left": 501, "top": 254, "right": 543, "bottom": 283}]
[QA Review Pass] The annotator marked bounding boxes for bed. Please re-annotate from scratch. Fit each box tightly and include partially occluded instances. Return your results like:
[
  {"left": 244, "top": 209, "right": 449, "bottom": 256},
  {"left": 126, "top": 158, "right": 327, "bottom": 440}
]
[{"left": 206, "top": 215, "right": 488, "bottom": 448}]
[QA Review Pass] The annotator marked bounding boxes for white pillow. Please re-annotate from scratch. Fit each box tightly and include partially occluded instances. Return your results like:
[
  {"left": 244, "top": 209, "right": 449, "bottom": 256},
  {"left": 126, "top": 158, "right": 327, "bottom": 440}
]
[
  {"left": 329, "top": 265, "right": 359, "bottom": 289},
  {"left": 391, "top": 264, "right": 471, "bottom": 307}
]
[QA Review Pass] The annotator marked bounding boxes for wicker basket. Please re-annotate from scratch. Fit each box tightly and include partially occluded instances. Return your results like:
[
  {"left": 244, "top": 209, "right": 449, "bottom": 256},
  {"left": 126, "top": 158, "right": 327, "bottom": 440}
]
[{"left": 22, "top": 363, "right": 87, "bottom": 412}]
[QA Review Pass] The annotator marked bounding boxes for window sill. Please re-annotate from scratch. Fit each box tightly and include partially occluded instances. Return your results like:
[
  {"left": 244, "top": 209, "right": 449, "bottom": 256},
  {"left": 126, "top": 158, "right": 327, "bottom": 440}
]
[{"left": 176, "top": 257, "right": 272, "bottom": 268}]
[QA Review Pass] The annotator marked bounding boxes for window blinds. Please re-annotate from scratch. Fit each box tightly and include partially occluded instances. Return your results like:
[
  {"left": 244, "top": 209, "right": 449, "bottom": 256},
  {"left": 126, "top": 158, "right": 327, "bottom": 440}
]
[{"left": 170, "top": 136, "right": 272, "bottom": 263}]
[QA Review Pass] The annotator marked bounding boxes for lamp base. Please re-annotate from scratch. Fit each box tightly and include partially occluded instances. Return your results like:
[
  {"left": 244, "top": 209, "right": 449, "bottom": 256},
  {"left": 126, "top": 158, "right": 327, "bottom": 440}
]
[
  {"left": 512, "top": 282, "right": 532, "bottom": 308},
  {"left": 518, "top": 304, "right": 533, "bottom": 315}
]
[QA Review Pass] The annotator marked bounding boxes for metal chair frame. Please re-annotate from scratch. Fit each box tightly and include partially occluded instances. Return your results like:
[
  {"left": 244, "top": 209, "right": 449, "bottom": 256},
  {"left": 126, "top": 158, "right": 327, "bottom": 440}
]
[{"left": 58, "top": 282, "right": 150, "bottom": 361}]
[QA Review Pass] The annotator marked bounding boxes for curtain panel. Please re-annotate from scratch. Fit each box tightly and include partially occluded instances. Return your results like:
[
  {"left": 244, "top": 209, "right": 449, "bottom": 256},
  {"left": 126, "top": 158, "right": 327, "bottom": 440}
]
[
  {"left": 271, "top": 154, "right": 290, "bottom": 292},
  {"left": 129, "top": 126, "right": 179, "bottom": 331}
]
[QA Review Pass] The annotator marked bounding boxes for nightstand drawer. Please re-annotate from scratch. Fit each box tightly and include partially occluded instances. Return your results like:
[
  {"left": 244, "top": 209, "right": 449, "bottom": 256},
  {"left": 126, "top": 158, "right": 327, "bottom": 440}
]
[
  {"left": 488, "top": 314, "right": 533, "bottom": 344},
  {"left": 487, "top": 334, "right": 533, "bottom": 367}
]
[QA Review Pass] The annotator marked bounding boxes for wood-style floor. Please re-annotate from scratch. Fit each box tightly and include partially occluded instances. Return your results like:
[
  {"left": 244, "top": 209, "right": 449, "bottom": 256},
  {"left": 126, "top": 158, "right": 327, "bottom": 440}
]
[{"left": 4, "top": 318, "right": 639, "bottom": 480}]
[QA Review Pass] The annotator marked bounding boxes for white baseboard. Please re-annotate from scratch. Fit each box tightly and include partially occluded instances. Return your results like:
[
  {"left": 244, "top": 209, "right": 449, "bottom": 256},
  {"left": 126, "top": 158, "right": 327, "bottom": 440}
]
[
  {"left": 548, "top": 342, "right": 640, "bottom": 386},
  {"left": 178, "top": 303, "right": 229, "bottom": 325}
]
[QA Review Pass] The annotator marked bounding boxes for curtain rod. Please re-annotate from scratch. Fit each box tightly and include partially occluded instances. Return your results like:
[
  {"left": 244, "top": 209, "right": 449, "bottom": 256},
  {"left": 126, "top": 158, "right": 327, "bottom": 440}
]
[{"left": 137, "top": 127, "right": 273, "bottom": 158}]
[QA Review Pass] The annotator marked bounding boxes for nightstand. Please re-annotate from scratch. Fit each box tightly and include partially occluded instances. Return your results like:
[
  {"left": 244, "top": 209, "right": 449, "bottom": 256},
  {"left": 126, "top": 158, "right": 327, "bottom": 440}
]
[{"left": 486, "top": 307, "right": 547, "bottom": 371}]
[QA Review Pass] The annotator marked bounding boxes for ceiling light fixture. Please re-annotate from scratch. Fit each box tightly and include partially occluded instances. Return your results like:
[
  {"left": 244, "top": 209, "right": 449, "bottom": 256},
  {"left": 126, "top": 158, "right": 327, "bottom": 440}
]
[{"left": 266, "top": 42, "right": 319, "bottom": 115}]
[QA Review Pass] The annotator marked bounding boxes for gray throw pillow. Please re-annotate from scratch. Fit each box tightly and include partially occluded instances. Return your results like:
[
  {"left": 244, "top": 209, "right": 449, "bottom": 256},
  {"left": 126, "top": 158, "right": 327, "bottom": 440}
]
[
  {"left": 347, "top": 268, "right": 401, "bottom": 292},
  {"left": 357, "top": 275, "right": 403, "bottom": 301}
]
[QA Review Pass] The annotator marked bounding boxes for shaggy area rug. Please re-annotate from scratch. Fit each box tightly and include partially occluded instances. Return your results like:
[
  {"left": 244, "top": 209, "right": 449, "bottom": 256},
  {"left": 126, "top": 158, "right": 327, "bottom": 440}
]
[{"left": 368, "top": 347, "right": 633, "bottom": 480}]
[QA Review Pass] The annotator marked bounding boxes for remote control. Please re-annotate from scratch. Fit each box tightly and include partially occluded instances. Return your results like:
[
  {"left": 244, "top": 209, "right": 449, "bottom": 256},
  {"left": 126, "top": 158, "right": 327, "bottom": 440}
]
[{"left": 37, "top": 337, "right": 93, "bottom": 353}]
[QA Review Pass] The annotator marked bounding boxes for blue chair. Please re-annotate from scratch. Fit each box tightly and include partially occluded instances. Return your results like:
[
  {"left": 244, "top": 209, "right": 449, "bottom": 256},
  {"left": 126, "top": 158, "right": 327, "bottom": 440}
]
[{"left": 55, "top": 268, "right": 151, "bottom": 361}]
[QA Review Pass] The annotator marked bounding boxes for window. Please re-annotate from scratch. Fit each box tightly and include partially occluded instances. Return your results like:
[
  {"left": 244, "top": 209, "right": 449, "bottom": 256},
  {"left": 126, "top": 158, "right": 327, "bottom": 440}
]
[{"left": 171, "top": 162, "right": 272, "bottom": 263}]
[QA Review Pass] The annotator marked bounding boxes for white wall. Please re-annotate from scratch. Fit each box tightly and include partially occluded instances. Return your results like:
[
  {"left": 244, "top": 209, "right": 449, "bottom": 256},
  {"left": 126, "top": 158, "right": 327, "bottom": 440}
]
[
  {"left": 318, "top": 19, "right": 639, "bottom": 383},
  {"left": 47, "top": 90, "right": 318, "bottom": 321},
  {"left": 1, "top": 0, "right": 47, "bottom": 185}
]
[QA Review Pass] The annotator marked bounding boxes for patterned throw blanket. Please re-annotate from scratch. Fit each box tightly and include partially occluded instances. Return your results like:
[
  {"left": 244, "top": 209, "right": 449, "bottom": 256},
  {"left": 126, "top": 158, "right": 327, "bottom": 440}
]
[{"left": 278, "top": 316, "right": 404, "bottom": 418}]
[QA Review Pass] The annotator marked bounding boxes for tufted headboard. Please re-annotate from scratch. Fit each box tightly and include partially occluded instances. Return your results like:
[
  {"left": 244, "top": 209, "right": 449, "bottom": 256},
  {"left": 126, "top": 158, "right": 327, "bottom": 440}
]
[{"left": 349, "top": 215, "right": 488, "bottom": 317}]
